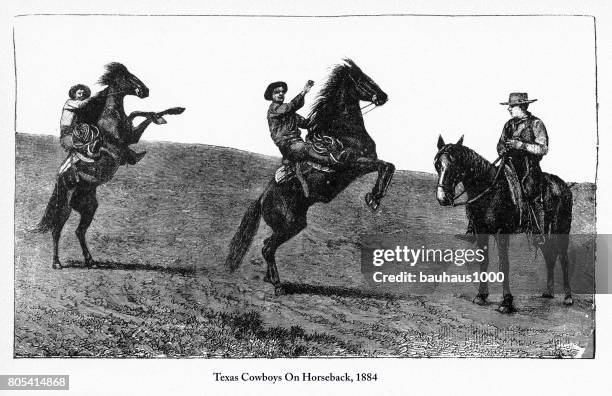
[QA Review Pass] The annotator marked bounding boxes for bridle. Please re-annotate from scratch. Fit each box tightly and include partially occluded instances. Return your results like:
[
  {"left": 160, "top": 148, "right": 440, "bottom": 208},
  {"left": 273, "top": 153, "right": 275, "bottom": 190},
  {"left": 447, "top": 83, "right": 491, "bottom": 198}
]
[
  {"left": 348, "top": 73, "right": 380, "bottom": 116},
  {"left": 437, "top": 153, "right": 506, "bottom": 207},
  {"left": 360, "top": 102, "right": 377, "bottom": 115}
]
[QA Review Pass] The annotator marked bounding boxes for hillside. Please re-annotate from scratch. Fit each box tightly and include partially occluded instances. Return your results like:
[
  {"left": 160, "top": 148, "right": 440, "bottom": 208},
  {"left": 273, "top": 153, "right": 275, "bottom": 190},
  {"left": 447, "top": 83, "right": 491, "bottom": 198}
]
[{"left": 14, "top": 133, "right": 596, "bottom": 357}]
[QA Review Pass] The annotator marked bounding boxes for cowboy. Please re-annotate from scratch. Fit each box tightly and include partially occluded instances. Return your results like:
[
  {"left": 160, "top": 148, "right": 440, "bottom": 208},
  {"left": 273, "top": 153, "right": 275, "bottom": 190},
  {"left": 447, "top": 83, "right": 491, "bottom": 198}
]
[
  {"left": 460, "top": 92, "right": 548, "bottom": 242},
  {"left": 498, "top": 92, "right": 548, "bottom": 233},
  {"left": 60, "top": 84, "right": 145, "bottom": 165},
  {"left": 265, "top": 80, "right": 345, "bottom": 167},
  {"left": 60, "top": 84, "right": 100, "bottom": 158}
]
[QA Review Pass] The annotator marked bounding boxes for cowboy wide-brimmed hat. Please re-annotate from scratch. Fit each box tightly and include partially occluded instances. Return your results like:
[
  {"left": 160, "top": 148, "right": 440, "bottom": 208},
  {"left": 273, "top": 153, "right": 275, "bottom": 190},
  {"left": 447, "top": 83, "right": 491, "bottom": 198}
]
[
  {"left": 264, "top": 81, "right": 288, "bottom": 100},
  {"left": 500, "top": 92, "right": 537, "bottom": 106}
]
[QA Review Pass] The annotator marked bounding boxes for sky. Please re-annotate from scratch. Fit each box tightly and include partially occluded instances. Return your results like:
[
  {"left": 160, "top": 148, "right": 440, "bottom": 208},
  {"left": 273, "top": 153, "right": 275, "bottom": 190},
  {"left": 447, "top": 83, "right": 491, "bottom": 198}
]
[{"left": 14, "top": 15, "right": 597, "bottom": 182}]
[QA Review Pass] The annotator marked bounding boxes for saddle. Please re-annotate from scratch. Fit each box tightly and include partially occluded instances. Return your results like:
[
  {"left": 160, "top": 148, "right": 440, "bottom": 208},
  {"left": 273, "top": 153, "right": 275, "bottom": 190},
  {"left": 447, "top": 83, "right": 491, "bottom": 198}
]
[
  {"left": 274, "top": 159, "right": 335, "bottom": 198},
  {"left": 274, "top": 133, "right": 343, "bottom": 197},
  {"left": 57, "top": 145, "right": 122, "bottom": 186}
]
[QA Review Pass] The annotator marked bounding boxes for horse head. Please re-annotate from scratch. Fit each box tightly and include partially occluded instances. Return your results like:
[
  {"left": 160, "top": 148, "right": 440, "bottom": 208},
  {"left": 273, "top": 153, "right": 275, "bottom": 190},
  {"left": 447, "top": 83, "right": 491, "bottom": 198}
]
[
  {"left": 342, "top": 58, "right": 388, "bottom": 106},
  {"left": 98, "top": 62, "right": 149, "bottom": 98},
  {"left": 308, "top": 59, "right": 387, "bottom": 143},
  {"left": 434, "top": 135, "right": 466, "bottom": 205}
]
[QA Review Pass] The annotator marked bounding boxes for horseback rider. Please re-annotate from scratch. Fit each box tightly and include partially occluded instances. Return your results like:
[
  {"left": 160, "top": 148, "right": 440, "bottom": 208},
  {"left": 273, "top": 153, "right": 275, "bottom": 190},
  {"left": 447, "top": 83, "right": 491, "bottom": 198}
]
[
  {"left": 265, "top": 80, "right": 348, "bottom": 167},
  {"left": 60, "top": 84, "right": 145, "bottom": 165},
  {"left": 460, "top": 92, "right": 548, "bottom": 242},
  {"left": 498, "top": 92, "right": 548, "bottom": 231},
  {"left": 60, "top": 84, "right": 100, "bottom": 158}
]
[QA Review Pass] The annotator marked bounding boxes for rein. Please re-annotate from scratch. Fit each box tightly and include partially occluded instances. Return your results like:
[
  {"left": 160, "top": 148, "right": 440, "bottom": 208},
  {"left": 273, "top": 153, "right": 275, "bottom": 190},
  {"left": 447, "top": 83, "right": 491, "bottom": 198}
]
[
  {"left": 349, "top": 74, "right": 379, "bottom": 116},
  {"left": 362, "top": 103, "right": 377, "bottom": 116},
  {"left": 448, "top": 155, "right": 506, "bottom": 207}
]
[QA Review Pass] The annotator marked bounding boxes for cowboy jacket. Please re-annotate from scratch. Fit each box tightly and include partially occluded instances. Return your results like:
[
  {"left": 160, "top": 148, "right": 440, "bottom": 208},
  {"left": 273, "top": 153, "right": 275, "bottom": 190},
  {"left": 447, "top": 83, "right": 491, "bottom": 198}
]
[
  {"left": 267, "top": 92, "right": 310, "bottom": 150},
  {"left": 496, "top": 112, "right": 548, "bottom": 159}
]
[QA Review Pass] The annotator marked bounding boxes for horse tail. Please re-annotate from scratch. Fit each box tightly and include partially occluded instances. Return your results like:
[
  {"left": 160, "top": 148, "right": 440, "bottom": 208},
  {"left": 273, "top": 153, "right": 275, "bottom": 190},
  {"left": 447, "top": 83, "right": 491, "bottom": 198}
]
[
  {"left": 224, "top": 193, "right": 264, "bottom": 273},
  {"left": 32, "top": 181, "right": 64, "bottom": 234},
  {"left": 556, "top": 177, "right": 574, "bottom": 234},
  {"left": 546, "top": 174, "right": 573, "bottom": 236}
]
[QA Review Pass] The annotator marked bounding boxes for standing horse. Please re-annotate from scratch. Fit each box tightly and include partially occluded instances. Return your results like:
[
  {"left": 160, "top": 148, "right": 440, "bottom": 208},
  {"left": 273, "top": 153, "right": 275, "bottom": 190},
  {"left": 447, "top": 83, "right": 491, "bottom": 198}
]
[
  {"left": 35, "top": 62, "right": 184, "bottom": 269},
  {"left": 434, "top": 135, "right": 573, "bottom": 313},
  {"left": 225, "top": 59, "right": 395, "bottom": 295}
]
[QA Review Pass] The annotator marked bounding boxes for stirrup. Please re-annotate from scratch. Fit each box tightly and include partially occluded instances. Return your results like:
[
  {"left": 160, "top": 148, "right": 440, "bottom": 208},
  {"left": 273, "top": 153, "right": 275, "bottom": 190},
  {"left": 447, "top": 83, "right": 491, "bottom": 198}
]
[{"left": 330, "top": 148, "right": 356, "bottom": 164}]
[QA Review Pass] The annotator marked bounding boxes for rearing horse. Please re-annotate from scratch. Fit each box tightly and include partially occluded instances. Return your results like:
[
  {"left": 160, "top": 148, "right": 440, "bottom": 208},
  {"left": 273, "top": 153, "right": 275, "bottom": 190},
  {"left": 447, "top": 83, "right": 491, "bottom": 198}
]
[
  {"left": 225, "top": 59, "right": 395, "bottom": 295},
  {"left": 35, "top": 62, "right": 184, "bottom": 269},
  {"left": 434, "top": 135, "right": 573, "bottom": 313}
]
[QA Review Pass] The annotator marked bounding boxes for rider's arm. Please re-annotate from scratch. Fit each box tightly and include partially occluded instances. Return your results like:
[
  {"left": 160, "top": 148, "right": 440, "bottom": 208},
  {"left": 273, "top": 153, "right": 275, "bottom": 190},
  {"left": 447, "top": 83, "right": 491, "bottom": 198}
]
[
  {"left": 268, "top": 93, "right": 305, "bottom": 117},
  {"left": 520, "top": 119, "right": 549, "bottom": 156},
  {"left": 496, "top": 122, "right": 511, "bottom": 155},
  {"left": 64, "top": 97, "right": 94, "bottom": 110}
]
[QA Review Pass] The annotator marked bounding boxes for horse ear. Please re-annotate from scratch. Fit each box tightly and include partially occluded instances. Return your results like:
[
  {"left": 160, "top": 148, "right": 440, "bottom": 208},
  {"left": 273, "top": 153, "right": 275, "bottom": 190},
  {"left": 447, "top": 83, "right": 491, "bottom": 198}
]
[
  {"left": 457, "top": 135, "right": 464, "bottom": 146},
  {"left": 437, "top": 135, "right": 445, "bottom": 149}
]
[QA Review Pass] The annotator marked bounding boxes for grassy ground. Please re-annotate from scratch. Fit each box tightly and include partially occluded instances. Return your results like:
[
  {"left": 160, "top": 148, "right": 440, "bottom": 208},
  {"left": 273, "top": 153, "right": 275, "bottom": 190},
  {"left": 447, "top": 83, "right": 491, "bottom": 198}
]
[{"left": 14, "top": 133, "right": 596, "bottom": 357}]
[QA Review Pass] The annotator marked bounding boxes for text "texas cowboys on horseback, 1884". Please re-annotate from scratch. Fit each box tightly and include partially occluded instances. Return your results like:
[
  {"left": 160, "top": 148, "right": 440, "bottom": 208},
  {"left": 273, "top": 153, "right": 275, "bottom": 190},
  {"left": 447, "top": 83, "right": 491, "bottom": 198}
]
[{"left": 213, "top": 372, "right": 376, "bottom": 383}]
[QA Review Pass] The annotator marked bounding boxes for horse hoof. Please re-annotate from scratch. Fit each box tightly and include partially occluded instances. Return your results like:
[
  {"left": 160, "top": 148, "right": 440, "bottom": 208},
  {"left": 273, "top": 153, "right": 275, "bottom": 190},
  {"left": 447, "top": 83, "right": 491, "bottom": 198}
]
[
  {"left": 365, "top": 193, "right": 380, "bottom": 212},
  {"left": 52, "top": 262, "right": 62, "bottom": 270},
  {"left": 541, "top": 292, "right": 555, "bottom": 299},
  {"left": 274, "top": 286, "right": 285, "bottom": 296},
  {"left": 472, "top": 295, "right": 489, "bottom": 305},
  {"left": 564, "top": 295, "right": 574, "bottom": 306},
  {"left": 497, "top": 304, "right": 516, "bottom": 314},
  {"left": 87, "top": 261, "right": 98, "bottom": 269}
]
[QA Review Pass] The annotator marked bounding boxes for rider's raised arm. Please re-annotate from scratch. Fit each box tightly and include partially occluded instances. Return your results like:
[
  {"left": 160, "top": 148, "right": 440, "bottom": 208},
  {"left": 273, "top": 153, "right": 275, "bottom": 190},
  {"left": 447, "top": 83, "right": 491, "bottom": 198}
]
[
  {"left": 521, "top": 119, "right": 549, "bottom": 156},
  {"left": 269, "top": 92, "right": 305, "bottom": 118}
]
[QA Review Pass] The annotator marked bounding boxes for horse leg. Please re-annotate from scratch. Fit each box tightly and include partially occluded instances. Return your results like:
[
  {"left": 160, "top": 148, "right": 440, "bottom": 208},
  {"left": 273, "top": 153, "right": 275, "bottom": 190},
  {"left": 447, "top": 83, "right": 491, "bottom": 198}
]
[
  {"left": 126, "top": 107, "right": 184, "bottom": 144},
  {"left": 70, "top": 186, "right": 98, "bottom": 268},
  {"left": 473, "top": 234, "right": 490, "bottom": 305},
  {"left": 51, "top": 180, "right": 73, "bottom": 269},
  {"left": 559, "top": 234, "right": 573, "bottom": 305},
  {"left": 262, "top": 212, "right": 307, "bottom": 296},
  {"left": 496, "top": 234, "right": 516, "bottom": 313},
  {"left": 353, "top": 157, "right": 395, "bottom": 211},
  {"left": 125, "top": 115, "right": 155, "bottom": 144},
  {"left": 541, "top": 238, "right": 557, "bottom": 299}
]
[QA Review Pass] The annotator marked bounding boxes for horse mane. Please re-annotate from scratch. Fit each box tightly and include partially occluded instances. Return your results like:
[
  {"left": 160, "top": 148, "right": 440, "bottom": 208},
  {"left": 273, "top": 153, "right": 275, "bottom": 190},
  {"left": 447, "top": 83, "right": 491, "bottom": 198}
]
[
  {"left": 307, "top": 59, "right": 361, "bottom": 135},
  {"left": 75, "top": 87, "right": 109, "bottom": 125},
  {"left": 439, "top": 144, "right": 497, "bottom": 181},
  {"left": 98, "top": 62, "right": 130, "bottom": 86}
]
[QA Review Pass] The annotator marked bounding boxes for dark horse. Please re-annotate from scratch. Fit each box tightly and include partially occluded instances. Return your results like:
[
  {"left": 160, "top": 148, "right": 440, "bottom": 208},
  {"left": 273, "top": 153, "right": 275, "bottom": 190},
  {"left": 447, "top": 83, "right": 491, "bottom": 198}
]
[
  {"left": 434, "top": 135, "right": 573, "bottom": 313},
  {"left": 35, "top": 63, "right": 184, "bottom": 269},
  {"left": 225, "top": 59, "right": 395, "bottom": 295}
]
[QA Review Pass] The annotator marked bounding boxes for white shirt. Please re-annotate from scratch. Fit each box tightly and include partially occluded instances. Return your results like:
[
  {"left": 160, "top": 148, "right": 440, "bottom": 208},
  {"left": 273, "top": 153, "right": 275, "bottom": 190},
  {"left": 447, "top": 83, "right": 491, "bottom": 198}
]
[{"left": 60, "top": 98, "right": 91, "bottom": 130}]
